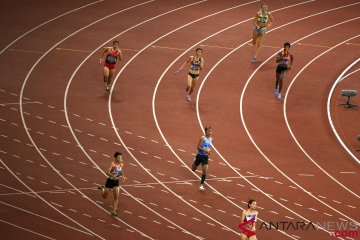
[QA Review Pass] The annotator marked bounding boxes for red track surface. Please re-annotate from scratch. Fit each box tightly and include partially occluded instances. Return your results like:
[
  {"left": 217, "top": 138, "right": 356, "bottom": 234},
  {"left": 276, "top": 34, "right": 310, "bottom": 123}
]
[{"left": 0, "top": 0, "right": 359, "bottom": 239}]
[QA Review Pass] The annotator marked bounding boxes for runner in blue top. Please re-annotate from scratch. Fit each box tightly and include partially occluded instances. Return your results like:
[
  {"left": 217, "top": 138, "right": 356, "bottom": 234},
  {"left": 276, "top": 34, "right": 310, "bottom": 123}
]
[
  {"left": 175, "top": 48, "right": 204, "bottom": 102},
  {"left": 251, "top": 4, "right": 274, "bottom": 63},
  {"left": 275, "top": 42, "right": 294, "bottom": 100},
  {"left": 191, "top": 126, "right": 213, "bottom": 191}
]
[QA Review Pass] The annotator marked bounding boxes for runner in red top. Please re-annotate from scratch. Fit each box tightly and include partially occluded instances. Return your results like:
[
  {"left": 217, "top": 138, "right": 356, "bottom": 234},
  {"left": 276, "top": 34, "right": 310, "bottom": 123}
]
[
  {"left": 99, "top": 40, "right": 123, "bottom": 92},
  {"left": 274, "top": 42, "right": 294, "bottom": 100}
]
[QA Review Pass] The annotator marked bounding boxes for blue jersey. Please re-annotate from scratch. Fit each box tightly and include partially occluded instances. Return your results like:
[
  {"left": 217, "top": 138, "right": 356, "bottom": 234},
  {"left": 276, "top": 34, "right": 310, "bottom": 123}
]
[
  {"left": 190, "top": 57, "right": 202, "bottom": 71},
  {"left": 198, "top": 136, "right": 212, "bottom": 156},
  {"left": 111, "top": 163, "right": 123, "bottom": 177}
]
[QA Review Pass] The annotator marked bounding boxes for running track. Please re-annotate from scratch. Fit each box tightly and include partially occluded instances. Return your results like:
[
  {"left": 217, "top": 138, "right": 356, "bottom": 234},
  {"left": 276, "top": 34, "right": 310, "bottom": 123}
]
[{"left": 0, "top": 0, "right": 359, "bottom": 239}]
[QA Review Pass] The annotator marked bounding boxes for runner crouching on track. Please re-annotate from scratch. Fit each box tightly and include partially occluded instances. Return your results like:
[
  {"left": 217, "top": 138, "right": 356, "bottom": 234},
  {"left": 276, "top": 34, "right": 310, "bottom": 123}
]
[
  {"left": 191, "top": 126, "right": 213, "bottom": 191},
  {"left": 98, "top": 151, "right": 126, "bottom": 217},
  {"left": 274, "top": 42, "right": 294, "bottom": 100},
  {"left": 99, "top": 40, "right": 122, "bottom": 92}
]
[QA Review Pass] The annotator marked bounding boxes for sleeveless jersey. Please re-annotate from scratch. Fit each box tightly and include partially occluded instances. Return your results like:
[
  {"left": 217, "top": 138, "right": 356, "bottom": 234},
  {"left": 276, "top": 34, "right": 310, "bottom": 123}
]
[
  {"left": 190, "top": 57, "right": 202, "bottom": 71},
  {"left": 245, "top": 211, "right": 257, "bottom": 222},
  {"left": 257, "top": 11, "right": 268, "bottom": 24},
  {"left": 105, "top": 48, "right": 118, "bottom": 64},
  {"left": 111, "top": 163, "right": 123, "bottom": 177},
  {"left": 279, "top": 51, "right": 291, "bottom": 65},
  {"left": 198, "top": 136, "right": 212, "bottom": 156}
]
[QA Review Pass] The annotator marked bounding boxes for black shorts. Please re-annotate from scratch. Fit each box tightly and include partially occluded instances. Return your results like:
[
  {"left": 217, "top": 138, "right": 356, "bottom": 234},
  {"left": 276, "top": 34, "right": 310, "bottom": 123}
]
[
  {"left": 276, "top": 63, "right": 288, "bottom": 73},
  {"left": 188, "top": 72, "right": 199, "bottom": 79},
  {"left": 105, "top": 178, "right": 119, "bottom": 189},
  {"left": 194, "top": 154, "right": 209, "bottom": 166}
]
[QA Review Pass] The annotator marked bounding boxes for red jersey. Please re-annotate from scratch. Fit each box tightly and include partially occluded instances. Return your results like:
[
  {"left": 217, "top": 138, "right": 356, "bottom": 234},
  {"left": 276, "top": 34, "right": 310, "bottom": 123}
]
[{"left": 105, "top": 48, "right": 119, "bottom": 65}]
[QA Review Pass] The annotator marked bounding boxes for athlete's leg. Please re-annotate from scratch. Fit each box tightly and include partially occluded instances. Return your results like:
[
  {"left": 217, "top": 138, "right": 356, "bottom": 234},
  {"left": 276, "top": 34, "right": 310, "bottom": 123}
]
[
  {"left": 188, "top": 77, "right": 199, "bottom": 96},
  {"left": 112, "top": 186, "right": 120, "bottom": 214},
  {"left": 252, "top": 30, "right": 258, "bottom": 46},
  {"left": 101, "top": 187, "right": 110, "bottom": 199},
  {"left": 240, "top": 233, "right": 248, "bottom": 240},
  {"left": 275, "top": 71, "right": 281, "bottom": 90},
  {"left": 108, "top": 69, "right": 115, "bottom": 85},
  {"left": 253, "top": 33, "right": 265, "bottom": 59},
  {"left": 249, "top": 235, "right": 257, "bottom": 240},
  {"left": 186, "top": 74, "right": 192, "bottom": 92},
  {"left": 201, "top": 164, "right": 208, "bottom": 184},
  {"left": 103, "top": 66, "right": 109, "bottom": 83},
  {"left": 278, "top": 71, "right": 286, "bottom": 93}
]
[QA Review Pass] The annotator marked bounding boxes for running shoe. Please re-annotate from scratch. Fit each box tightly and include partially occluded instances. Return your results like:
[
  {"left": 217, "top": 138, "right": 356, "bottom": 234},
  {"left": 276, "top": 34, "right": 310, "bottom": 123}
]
[
  {"left": 97, "top": 185, "right": 104, "bottom": 190},
  {"left": 111, "top": 212, "right": 118, "bottom": 217},
  {"left": 106, "top": 85, "right": 110, "bottom": 92},
  {"left": 251, "top": 57, "right": 256, "bottom": 63},
  {"left": 186, "top": 95, "right": 191, "bottom": 102},
  {"left": 199, "top": 185, "right": 205, "bottom": 192},
  {"left": 274, "top": 88, "right": 278, "bottom": 95},
  {"left": 277, "top": 93, "right": 281, "bottom": 100}
]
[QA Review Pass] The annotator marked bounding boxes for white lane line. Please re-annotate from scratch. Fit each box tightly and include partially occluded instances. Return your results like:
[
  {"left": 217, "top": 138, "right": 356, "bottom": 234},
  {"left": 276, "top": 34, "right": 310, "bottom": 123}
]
[
  {"left": 0, "top": 184, "right": 36, "bottom": 198},
  {"left": 308, "top": 208, "right": 318, "bottom": 212},
  {"left": 0, "top": 219, "right": 56, "bottom": 240},
  {"left": 153, "top": 156, "right": 162, "bottom": 159},
  {"left": 151, "top": 139, "right": 159, "bottom": 143},
  {"left": 324, "top": 213, "right": 333, "bottom": 217},
  {"left": 298, "top": 174, "right": 314, "bottom": 177},
  {"left": 51, "top": 202, "right": 63, "bottom": 208},
  {"left": 294, "top": 203, "right": 303, "bottom": 207},
  {"left": 0, "top": 200, "right": 91, "bottom": 234}
]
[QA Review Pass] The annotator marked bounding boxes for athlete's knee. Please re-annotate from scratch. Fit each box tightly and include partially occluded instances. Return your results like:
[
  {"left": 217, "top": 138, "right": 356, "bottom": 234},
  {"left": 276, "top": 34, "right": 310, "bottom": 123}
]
[{"left": 192, "top": 164, "right": 197, "bottom": 171}]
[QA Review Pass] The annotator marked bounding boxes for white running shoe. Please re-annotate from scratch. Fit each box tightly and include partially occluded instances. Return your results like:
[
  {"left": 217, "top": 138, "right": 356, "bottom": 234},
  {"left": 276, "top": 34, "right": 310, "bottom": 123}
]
[
  {"left": 186, "top": 95, "right": 191, "bottom": 102},
  {"left": 274, "top": 88, "right": 278, "bottom": 95},
  {"left": 199, "top": 185, "right": 205, "bottom": 191},
  {"left": 277, "top": 92, "right": 282, "bottom": 100}
]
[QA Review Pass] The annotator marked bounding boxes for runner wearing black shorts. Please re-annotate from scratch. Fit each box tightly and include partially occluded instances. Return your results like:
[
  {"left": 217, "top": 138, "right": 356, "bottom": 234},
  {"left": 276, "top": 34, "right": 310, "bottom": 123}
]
[
  {"left": 274, "top": 42, "right": 294, "bottom": 100},
  {"left": 98, "top": 151, "right": 126, "bottom": 217},
  {"left": 192, "top": 126, "right": 213, "bottom": 191}
]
